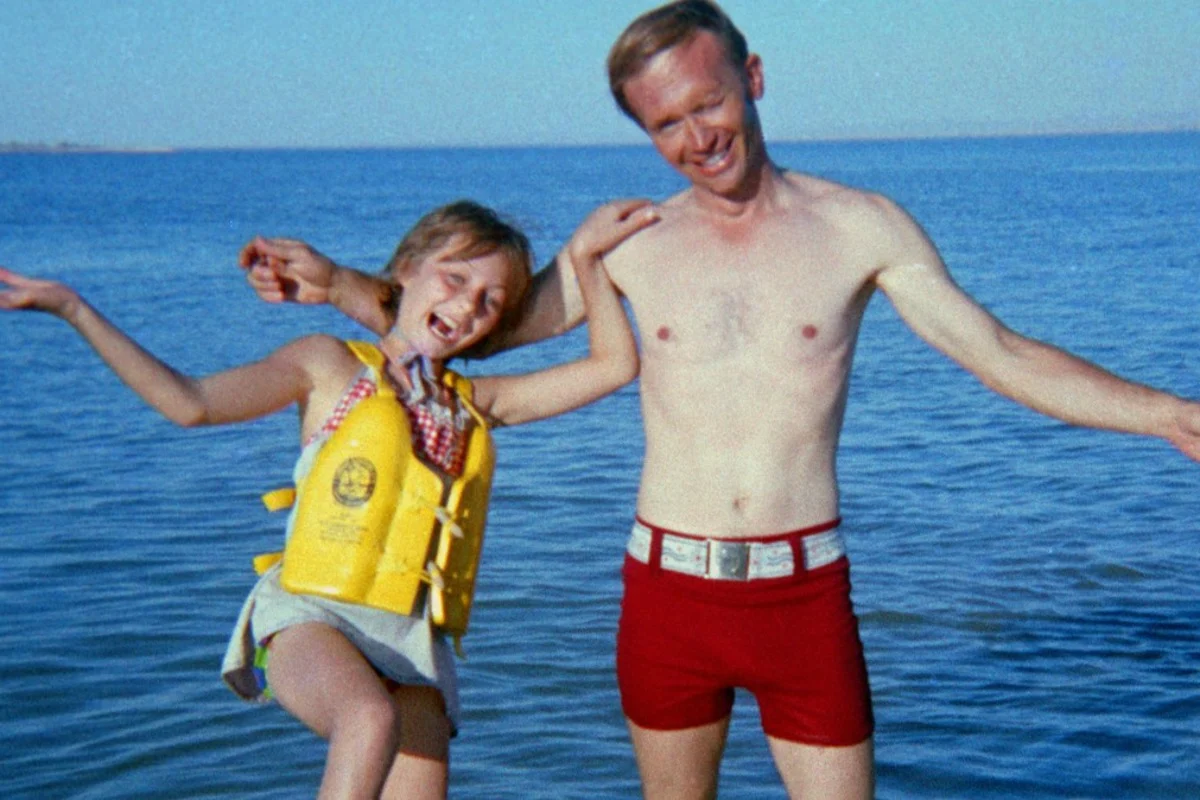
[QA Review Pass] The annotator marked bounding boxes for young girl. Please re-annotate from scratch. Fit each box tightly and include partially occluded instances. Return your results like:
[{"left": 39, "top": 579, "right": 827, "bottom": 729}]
[{"left": 0, "top": 198, "right": 657, "bottom": 800}]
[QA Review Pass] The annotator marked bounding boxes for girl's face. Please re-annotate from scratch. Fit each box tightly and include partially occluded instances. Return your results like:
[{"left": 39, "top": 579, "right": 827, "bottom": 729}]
[{"left": 393, "top": 239, "right": 512, "bottom": 360}]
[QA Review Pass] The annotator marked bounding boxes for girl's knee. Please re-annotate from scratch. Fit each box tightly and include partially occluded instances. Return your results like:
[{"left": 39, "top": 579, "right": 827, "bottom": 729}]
[
  {"left": 342, "top": 684, "right": 450, "bottom": 761},
  {"left": 355, "top": 691, "right": 404, "bottom": 734},
  {"left": 390, "top": 685, "right": 451, "bottom": 761}
]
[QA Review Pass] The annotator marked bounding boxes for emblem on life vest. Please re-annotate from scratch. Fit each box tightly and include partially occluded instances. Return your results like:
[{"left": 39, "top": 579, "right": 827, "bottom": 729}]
[{"left": 331, "top": 457, "right": 377, "bottom": 507}]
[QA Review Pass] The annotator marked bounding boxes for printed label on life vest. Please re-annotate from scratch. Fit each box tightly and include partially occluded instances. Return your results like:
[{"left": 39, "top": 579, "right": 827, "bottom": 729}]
[
  {"left": 316, "top": 518, "right": 366, "bottom": 544},
  {"left": 331, "top": 457, "right": 377, "bottom": 507}
]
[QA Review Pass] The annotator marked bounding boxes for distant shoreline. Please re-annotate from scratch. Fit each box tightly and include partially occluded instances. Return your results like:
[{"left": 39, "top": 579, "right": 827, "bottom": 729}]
[
  {"left": 2, "top": 128, "right": 1194, "bottom": 155},
  {"left": 0, "top": 142, "right": 175, "bottom": 154}
]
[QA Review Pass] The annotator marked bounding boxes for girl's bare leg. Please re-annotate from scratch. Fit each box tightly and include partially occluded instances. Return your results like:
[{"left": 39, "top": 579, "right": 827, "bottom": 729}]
[
  {"left": 266, "top": 622, "right": 447, "bottom": 799},
  {"left": 379, "top": 684, "right": 451, "bottom": 800}
]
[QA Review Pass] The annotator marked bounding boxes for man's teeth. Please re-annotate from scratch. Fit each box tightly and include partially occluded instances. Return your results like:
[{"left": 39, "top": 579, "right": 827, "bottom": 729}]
[{"left": 702, "top": 144, "right": 730, "bottom": 168}]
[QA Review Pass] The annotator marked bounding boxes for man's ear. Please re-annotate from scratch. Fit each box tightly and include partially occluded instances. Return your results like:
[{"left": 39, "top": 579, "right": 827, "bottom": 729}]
[{"left": 744, "top": 53, "right": 764, "bottom": 101}]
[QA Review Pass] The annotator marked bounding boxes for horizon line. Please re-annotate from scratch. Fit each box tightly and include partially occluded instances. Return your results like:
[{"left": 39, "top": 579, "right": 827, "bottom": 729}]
[{"left": 3, "top": 125, "right": 1197, "bottom": 155}]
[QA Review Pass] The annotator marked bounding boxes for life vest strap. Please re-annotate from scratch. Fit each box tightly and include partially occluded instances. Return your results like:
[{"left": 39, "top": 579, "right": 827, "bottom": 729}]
[
  {"left": 261, "top": 487, "right": 297, "bottom": 512},
  {"left": 253, "top": 551, "right": 284, "bottom": 575}
]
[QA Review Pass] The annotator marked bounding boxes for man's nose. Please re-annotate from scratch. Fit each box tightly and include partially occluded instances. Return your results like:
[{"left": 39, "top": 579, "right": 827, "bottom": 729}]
[{"left": 684, "top": 117, "right": 714, "bottom": 149}]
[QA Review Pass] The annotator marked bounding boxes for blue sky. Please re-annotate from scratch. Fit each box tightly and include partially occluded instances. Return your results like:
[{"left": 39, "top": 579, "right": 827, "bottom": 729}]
[{"left": 3, "top": 0, "right": 1197, "bottom": 149}]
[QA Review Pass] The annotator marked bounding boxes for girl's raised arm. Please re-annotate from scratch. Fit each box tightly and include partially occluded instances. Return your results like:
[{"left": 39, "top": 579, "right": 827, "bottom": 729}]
[
  {"left": 1, "top": 266, "right": 316, "bottom": 428},
  {"left": 471, "top": 200, "right": 657, "bottom": 427}
]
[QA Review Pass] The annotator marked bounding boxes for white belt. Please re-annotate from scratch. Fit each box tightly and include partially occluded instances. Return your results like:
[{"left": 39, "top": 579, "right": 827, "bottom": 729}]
[{"left": 626, "top": 521, "right": 846, "bottom": 580}]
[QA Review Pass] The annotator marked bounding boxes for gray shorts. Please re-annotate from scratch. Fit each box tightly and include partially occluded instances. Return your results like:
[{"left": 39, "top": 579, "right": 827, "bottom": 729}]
[{"left": 220, "top": 565, "right": 461, "bottom": 730}]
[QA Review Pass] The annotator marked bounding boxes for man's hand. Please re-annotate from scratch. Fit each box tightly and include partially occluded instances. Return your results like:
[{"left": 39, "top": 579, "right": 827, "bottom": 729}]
[
  {"left": 237, "top": 236, "right": 337, "bottom": 305},
  {"left": 1167, "top": 400, "right": 1200, "bottom": 462}
]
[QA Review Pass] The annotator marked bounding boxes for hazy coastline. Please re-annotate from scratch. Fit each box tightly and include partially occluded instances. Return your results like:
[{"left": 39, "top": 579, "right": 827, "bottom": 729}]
[
  {"left": 1, "top": 141, "right": 175, "bottom": 154},
  {"left": 2, "top": 127, "right": 1195, "bottom": 156}
]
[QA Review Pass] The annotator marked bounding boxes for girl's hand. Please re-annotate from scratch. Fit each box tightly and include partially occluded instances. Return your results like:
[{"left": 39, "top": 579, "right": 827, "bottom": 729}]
[
  {"left": 0, "top": 267, "right": 81, "bottom": 319},
  {"left": 567, "top": 199, "right": 660, "bottom": 270}
]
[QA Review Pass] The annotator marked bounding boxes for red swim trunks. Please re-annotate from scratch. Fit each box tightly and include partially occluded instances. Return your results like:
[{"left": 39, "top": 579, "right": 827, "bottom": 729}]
[{"left": 616, "top": 518, "right": 873, "bottom": 746}]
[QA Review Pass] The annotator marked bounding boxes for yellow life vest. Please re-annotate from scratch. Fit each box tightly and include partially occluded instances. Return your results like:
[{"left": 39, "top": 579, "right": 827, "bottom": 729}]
[{"left": 255, "top": 341, "right": 495, "bottom": 651}]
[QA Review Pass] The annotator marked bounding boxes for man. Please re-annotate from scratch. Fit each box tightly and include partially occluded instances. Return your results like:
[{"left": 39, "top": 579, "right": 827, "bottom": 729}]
[{"left": 240, "top": 2, "right": 1200, "bottom": 797}]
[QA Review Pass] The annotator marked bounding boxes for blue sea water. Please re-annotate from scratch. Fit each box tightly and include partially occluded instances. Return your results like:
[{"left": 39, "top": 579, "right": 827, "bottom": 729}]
[{"left": 0, "top": 133, "right": 1197, "bottom": 799}]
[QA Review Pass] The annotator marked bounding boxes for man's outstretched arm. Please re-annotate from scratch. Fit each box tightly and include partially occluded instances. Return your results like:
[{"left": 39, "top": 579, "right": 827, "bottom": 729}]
[
  {"left": 869, "top": 199, "right": 1200, "bottom": 461},
  {"left": 497, "top": 250, "right": 588, "bottom": 349},
  {"left": 238, "top": 237, "right": 587, "bottom": 351}
]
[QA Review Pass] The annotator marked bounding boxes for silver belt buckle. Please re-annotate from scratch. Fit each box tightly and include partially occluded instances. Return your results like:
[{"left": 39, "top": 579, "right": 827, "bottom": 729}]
[{"left": 708, "top": 540, "right": 750, "bottom": 580}]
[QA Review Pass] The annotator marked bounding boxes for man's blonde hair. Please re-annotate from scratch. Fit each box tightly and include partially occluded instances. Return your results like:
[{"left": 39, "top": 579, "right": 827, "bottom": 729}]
[{"left": 607, "top": 0, "right": 749, "bottom": 126}]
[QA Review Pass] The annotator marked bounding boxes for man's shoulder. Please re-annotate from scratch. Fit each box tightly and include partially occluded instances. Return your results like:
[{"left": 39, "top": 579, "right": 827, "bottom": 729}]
[
  {"left": 780, "top": 170, "right": 904, "bottom": 226},
  {"left": 600, "top": 194, "right": 700, "bottom": 291},
  {"left": 609, "top": 192, "right": 690, "bottom": 252},
  {"left": 776, "top": 171, "right": 931, "bottom": 275}
]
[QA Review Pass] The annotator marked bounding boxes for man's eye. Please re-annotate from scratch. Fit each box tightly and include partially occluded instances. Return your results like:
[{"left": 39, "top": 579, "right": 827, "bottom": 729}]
[{"left": 443, "top": 272, "right": 465, "bottom": 286}]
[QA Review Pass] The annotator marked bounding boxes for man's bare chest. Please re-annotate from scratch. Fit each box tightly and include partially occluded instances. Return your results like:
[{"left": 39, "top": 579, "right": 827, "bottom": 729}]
[{"left": 615, "top": 235, "right": 868, "bottom": 366}]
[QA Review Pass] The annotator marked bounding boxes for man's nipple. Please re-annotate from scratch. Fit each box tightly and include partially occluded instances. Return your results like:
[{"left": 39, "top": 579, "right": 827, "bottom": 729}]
[
  {"left": 802, "top": 324, "right": 818, "bottom": 340},
  {"left": 656, "top": 326, "right": 671, "bottom": 341}
]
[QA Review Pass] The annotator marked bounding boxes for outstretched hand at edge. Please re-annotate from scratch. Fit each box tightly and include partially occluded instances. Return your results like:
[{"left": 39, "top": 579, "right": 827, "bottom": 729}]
[
  {"left": 1166, "top": 399, "right": 1200, "bottom": 462},
  {"left": 0, "top": 266, "right": 81, "bottom": 319}
]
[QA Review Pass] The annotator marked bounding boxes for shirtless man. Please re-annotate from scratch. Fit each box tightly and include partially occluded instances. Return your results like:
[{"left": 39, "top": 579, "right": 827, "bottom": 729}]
[{"left": 239, "top": 2, "right": 1200, "bottom": 797}]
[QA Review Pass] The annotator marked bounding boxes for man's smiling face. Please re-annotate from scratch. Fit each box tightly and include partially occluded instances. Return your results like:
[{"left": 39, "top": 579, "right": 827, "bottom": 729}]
[{"left": 623, "top": 30, "right": 766, "bottom": 201}]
